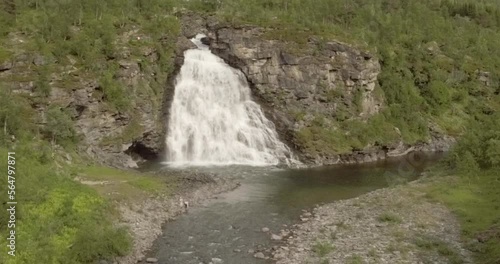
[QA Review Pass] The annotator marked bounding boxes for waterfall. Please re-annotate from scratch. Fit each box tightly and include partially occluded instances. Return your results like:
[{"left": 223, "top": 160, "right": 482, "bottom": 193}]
[{"left": 165, "top": 34, "right": 294, "bottom": 166}]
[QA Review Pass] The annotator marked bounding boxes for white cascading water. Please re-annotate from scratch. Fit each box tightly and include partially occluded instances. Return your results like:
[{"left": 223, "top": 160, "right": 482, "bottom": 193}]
[{"left": 165, "top": 34, "right": 294, "bottom": 166}]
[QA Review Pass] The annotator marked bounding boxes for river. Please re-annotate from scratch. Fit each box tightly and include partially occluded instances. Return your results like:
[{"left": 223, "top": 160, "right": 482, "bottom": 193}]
[{"left": 145, "top": 152, "right": 443, "bottom": 264}]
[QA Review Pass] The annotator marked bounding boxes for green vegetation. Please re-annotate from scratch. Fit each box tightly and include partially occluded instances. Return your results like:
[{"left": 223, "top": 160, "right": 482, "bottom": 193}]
[
  {"left": 0, "top": 87, "right": 172, "bottom": 263},
  {"left": 312, "top": 240, "right": 335, "bottom": 257},
  {"left": 413, "top": 235, "right": 463, "bottom": 264},
  {"left": 377, "top": 212, "right": 402, "bottom": 224},
  {"left": 196, "top": 0, "right": 500, "bottom": 153},
  {"left": 0, "top": 0, "right": 180, "bottom": 117},
  {"left": 2, "top": 0, "right": 499, "bottom": 152},
  {"left": 81, "top": 165, "right": 172, "bottom": 202},
  {"left": 0, "top": 143, "right": 131, "bottom": 264},
  {"left": 0, "top": 1, "right": 185, "bottom": 262},
  {"left": 297, "top": 114, "right": 399, "bottom": 155},
  {"left": 422, "top": 111, "right": 500, "bottom": 263},
  {"left": 346, "top": 254, "right": 364, "bottom": 264},
  {"left": 424, "top": 171, "right": 500, "bottom": 263},
  {"left": 0, "top": 0, "right": 200, "bottom": 262},
  {"left": 44, "top": 105, "right": 79, "bottom": 146},
  {"left": 0, "top": 87, "right": 136, "bottom": 263},
  {"left": 100, "top": 115, "right": 144, "bottom": 147},
  {"left": 99, "top": 66, "right": 130, "bottom": 111},
  {"left": 0, "top": 0, "right": 499, "bottom": 263}
]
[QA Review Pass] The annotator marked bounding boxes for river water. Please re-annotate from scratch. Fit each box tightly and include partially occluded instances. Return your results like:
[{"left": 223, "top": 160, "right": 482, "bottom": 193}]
[{"left": 146, "top": 152, "right": 443, "bottom": 264}]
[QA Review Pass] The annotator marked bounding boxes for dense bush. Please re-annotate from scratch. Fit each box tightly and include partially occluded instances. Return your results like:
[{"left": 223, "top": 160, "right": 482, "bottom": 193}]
[
  {"left": 0, "top": 88, "right": 36, "bottom": 144},
  {"left": 44, "top": 106, "right": 78, "bottom": 145},
  {"left": 448, "top": 112, "right": 500, "bottom": 171}
]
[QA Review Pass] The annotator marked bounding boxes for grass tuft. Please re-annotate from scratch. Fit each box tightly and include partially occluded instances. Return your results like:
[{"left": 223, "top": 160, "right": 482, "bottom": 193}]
[
  {"left": 312, "top": 240, "right": 335, "bottom": 257},
  {"left": 377, "top": 212, "right": 402, "bottom": 224}
]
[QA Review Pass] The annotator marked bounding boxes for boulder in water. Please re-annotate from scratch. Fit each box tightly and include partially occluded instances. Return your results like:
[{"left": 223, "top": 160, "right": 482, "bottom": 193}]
[
  {"left": 271, "top": 234, "right": 283, "bottom": 241},
  {"left": 253, "top": 252, "right": 265, "bottom": 259}
]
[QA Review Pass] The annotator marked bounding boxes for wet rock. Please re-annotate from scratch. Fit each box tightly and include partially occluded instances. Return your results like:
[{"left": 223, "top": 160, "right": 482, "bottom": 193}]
[
  {"left": 200, "top": 37, "right": 212, "bottom": 45},
  {"left": 271, "top": 234, "right": 283, "bottom": 241},
  {"left": 261, "top": 227, "right": 270, "bottom": 233},
  {"left": 211, "top": 258, "right": 223, "bottom": 263},
  {"left": 253, "top": 252, "right": 265, "bottom": 259},
  {"left": 247, "top": 249, "right": 255, "bottom": 254},
  {"left": 146, "top": 258, "right": 158, "bottom": 263},
  {"left": 0, "top": 61, "right": 13, "bottom": 71},
  {"left": 176, "top": 37, "right": 197, "bottom": 55},
  {"left": 280, "top": 230, "right": 291, "bottom": 237}
]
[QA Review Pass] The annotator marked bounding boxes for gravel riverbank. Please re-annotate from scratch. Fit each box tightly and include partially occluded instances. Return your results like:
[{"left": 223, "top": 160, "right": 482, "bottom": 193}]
[
  {"left": 117, "top": 171, "right": 239, "bottom": 264},
  {"left": 271, "top": 178, "right": 472, "bottom": 264}
]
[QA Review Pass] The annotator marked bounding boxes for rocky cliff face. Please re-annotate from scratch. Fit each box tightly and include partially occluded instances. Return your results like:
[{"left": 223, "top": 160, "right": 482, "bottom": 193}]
[
  {"left": 1, "top": 12, "right": 453, "bottom": 167},
  {"left": 0, "top": 31, "right": 188, "bottom": 168},
  {"left": 171, "top": 12, "right": 454, "bottom": 165},
  {"left": 176, "top": 12, "right": 388, "bottom": 164}
]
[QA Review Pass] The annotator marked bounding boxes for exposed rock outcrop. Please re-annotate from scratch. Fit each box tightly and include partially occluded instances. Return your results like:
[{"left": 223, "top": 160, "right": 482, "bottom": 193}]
[
  {"left": 0, "top": 30, "right": 194, "bottom": 168},
  {"left": 175, "top": 12, "right": 453, "bottom": 165}
]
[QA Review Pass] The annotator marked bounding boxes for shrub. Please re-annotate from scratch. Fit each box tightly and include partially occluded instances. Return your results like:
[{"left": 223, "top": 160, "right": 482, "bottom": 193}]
[
  {"left": 100, "top": 69, "right": 130, "bottom": 111},
  {"left": 0, "top": 88, "right": 35, "bottom": 143},
  {"left": 377, "top": 212, "right": 402, "bottom": 224},
  {"left": 44, "top": 106, "right": 78, "bottom": 145}
]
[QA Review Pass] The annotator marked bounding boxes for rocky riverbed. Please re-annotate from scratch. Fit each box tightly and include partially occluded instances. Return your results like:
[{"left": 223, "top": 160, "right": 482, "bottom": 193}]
[
  {"left": 271, "top": 177, "right": 472, "bottom": 264},
  {"left": 114, "top": 170, "right": 239, "bottom": 264}
]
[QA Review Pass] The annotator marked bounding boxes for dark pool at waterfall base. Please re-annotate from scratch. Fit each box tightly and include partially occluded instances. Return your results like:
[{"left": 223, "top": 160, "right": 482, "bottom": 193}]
[{"left": 145, "top": 152, "right": 444, "bottom": 264}]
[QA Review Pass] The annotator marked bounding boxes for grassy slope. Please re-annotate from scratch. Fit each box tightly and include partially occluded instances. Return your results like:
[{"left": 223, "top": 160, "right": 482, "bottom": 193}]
[
  {"left": 0, "top": 143, "right": 132, "bottom": 264},
  {"left": 420, "top": 111, "right": 500, "bottom": 263},
  {"left": 80, "top": 165, "right": 175, "bottom": 203},
  {"left": 422, "top": 170, "right": 500, "bottom": 263},
  {"left": 0, "top": 139, "right": 175, "bottom": 264}
]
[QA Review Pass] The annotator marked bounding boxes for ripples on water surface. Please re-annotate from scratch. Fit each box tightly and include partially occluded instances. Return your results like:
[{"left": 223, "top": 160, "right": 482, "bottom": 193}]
[{"left": 144, "top": 152, "right": 444, "bottom": 264}]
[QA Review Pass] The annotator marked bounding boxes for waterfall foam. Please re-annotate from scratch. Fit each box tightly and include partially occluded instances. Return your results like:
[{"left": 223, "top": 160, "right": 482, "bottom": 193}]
[{"left": 165, "top": 34, "right": 294, "bottom": 166}]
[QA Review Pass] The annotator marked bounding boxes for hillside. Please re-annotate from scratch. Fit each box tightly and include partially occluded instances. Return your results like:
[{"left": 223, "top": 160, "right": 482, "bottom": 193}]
[{"left": 0, "top": 0, "right": 499, "bottom": 263}]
